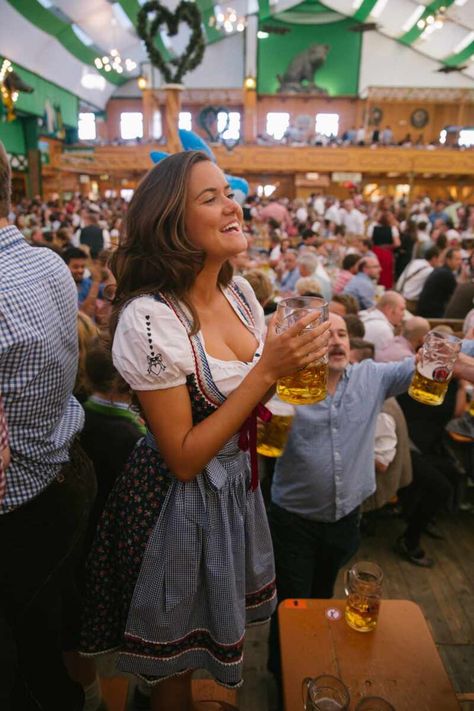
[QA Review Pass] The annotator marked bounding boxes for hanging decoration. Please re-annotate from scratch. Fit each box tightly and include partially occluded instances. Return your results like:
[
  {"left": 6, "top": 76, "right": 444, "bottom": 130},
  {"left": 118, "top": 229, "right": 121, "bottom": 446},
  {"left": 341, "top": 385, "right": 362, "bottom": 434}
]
[
  {"left": 0, "top": 59, "right": 34, "bottom": 122},
  {"left": 136, "top": 1, "right": 206, "bottom": 85},
  {"left": 198, "top": 106, "right": 229, "bottom": 143}
]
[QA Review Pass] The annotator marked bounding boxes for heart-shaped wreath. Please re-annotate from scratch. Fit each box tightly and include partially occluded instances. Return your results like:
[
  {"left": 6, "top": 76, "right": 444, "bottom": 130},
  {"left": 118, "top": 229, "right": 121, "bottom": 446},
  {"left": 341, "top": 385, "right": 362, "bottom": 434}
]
[
  {"left": 137, "top": 1, "right": 206, "bottom": 85},
  {"left": 198, "top": 106, "right": 230, "bottom": 143}
]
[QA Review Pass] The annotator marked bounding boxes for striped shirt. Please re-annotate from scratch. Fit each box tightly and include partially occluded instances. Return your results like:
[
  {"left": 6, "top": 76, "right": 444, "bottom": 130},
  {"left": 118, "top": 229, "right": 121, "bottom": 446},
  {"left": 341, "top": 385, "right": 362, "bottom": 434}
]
[{"left": 0, "top": 225, "right": 84, "bottom": 513}]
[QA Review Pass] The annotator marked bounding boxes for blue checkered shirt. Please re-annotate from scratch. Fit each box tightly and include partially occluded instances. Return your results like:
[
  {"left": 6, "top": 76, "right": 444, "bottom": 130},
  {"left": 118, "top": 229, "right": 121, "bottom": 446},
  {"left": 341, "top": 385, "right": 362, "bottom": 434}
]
[{"left": 0, "top": 225, "right": 84, "bottom": 513}]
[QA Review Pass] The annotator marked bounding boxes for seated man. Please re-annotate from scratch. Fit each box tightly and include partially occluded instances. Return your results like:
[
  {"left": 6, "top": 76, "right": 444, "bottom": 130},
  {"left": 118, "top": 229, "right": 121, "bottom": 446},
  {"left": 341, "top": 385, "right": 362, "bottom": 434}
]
[
  {"left": 376, "top": 316, "right": 430, "bottom": 363},
  {"left": 359, "top": 291, "right": 406, "bottom": 357},
  {"left": 343, "top": 257, "right": 381, "bottom": 310},
  {"left": 62, "top": 247, "right": 105, "bottom": 319}
]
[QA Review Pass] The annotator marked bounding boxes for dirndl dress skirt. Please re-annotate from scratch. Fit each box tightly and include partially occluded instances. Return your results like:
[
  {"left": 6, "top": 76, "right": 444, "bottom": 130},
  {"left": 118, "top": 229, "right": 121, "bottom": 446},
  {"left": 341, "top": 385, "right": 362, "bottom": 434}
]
[{"left": 80, "top": 423, "right": 276, "bottom": 687}]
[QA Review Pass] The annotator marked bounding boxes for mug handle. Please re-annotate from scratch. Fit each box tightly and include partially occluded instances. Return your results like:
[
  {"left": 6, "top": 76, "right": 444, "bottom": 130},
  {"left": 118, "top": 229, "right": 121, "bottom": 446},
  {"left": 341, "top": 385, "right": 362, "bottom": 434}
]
[
  {"left": 302, "top": 677, "right": 312, "bottom": 710},
  {"left": 344, "top": 569, "right": 351, "bottom": 597}
]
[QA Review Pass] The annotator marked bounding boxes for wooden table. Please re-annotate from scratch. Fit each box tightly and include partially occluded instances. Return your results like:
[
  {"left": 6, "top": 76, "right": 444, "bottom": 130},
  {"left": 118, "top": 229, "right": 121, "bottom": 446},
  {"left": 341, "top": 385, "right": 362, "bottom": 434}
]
[{"left": 278, "top": 599, "right": 460, "bottom": 710}]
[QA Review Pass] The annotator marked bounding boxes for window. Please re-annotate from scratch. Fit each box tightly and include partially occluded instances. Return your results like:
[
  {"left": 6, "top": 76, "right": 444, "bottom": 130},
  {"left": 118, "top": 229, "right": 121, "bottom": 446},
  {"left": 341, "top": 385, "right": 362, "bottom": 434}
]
[
  {"left": 257, "top": 184, "right": 277, "bottom": 198},
  {"left": 218, "top": 111, "right": 241, "bottom": 141},
  {"left": 179, "top": 112, "right": 192, "bottom": 131},
  {"left": 120, "top": 112, "right": 143, "bottom": 140},
  {"left": 152, "top": 110, "right": 162, "bottom": 139},
  {"left": 459, "top": 129, "right": 474, "bottom": 147},
  {"left": 266, "top": 112, "right": 290, "bottom": 140},
  {"left": 78, "top": 112, "right": 96, "bottom": 141},
  {"left": 120, "top": 189, "right": 134, "bottom": 202},
  {"left": 315, "top": 113, "right": 339, "bottom": 137}
]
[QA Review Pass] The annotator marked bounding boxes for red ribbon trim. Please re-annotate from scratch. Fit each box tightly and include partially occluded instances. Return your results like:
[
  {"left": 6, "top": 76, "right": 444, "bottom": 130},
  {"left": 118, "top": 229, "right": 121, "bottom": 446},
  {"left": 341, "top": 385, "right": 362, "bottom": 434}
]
[{"left": 238, "top": 403, "right": 272, "bottom": 491}]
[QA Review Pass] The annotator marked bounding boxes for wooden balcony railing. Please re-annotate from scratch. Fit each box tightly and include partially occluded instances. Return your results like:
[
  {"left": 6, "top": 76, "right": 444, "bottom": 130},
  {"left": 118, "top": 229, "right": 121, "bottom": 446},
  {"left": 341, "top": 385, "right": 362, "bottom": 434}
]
[{"left": 50, "top": 144, "right": 474, "bottom": 177}]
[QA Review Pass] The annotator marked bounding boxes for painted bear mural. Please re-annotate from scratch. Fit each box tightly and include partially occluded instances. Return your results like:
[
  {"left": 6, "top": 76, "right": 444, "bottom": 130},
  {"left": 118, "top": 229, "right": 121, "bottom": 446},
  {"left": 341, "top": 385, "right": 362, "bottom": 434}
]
[{"left": 277, "top": 44, "right": 330, "bottom": 94}]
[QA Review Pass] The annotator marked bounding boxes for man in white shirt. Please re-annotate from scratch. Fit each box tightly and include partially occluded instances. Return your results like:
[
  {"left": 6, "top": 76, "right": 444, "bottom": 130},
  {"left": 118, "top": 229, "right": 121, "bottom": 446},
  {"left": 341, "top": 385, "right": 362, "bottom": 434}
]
[
  {"left": 339, "top": 199, "right": 366, "bottom": 235},
  {"left": 359, "top": 291, "right": 406, "bottom": 356},
  {"left": 396, "top": 246, "right": 440, "bottom": 311},
  {"left": 324, "top": 198, "right": 341, "bottom": 226}
]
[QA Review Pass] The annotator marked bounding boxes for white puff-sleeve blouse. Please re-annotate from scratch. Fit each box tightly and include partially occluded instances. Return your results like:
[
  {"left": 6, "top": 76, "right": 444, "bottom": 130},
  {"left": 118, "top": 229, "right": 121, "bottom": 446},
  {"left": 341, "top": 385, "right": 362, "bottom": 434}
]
[{"left": 112, "top": 276, "right": 266, "bottom": 397}]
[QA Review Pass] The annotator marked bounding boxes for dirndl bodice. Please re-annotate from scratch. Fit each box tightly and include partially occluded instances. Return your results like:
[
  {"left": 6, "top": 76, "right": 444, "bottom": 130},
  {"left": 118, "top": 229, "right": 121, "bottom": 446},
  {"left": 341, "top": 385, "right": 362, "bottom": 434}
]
[{"left": 80, "top": 284, "right": 276, "bottom": 687}]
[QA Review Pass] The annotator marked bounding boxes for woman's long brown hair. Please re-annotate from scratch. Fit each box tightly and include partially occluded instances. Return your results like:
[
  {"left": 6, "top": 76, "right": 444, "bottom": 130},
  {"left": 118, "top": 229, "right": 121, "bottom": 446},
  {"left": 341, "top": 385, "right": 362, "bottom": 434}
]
[{"left": 109, "top": 150, "right": 233, "bottom": 339}]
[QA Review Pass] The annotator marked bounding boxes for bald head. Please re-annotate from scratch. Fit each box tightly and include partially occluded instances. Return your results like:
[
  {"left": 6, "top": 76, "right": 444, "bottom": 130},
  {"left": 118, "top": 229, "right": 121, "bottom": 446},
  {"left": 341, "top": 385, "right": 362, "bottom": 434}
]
[
  {"left": 378, "top": 290, "right": 406, "bottom": 327},
  {"left": 402, "top": 317, "right": 430, "bottom": 350}
]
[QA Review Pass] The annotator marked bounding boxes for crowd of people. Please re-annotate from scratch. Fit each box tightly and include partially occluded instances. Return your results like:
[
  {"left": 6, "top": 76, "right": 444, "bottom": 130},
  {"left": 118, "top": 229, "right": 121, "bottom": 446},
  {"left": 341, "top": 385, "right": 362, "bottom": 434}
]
[{"left": 1, "top": 141, "right": 474, "bottom": 711}]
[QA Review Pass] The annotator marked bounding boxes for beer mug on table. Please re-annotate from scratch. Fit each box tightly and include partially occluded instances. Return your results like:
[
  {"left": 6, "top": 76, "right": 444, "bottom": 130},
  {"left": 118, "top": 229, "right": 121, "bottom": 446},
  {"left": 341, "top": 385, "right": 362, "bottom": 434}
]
[
  {"left": 275, "top": 296, "right": 329, "bottom": 406},
  {"left": 408, "top": 330, "right": 461, "bottom": 406},
  {"left": 256, "top": 395, "right": 295, "bottom": 458},
  {"left": 302, "top": 675, "right": 350, "bottom": 711},
  {"left": 344, "top": 561, "right": 383, "bottom": 633}
]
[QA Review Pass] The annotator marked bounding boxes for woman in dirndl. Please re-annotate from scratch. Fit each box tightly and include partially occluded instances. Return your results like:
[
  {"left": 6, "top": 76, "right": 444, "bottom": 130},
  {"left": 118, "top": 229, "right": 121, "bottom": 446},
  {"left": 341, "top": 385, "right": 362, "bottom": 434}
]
[{"left": 80, "top": 151, "right": 329, "bottom": 711}]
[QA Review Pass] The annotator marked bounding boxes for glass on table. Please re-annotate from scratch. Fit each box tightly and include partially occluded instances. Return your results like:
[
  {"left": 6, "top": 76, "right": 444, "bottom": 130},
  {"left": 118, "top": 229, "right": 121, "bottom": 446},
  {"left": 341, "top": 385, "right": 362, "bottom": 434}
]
[
  {"left": 409, "top": 329, "right": 461, "bottom": 406},
  {"left": 275, "top": 296, "right": 329, "bottom": 406},
  {"left": 344, "top": 561, "right": 383, "bottom": 633},
  {"left": 302, "top": 674, "right": 350, "bottom": 711}
]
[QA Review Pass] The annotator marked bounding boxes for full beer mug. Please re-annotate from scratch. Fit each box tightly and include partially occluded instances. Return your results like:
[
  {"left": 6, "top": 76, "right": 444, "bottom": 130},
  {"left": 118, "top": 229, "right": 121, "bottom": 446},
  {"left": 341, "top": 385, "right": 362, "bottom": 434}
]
[
  {"left": 409, "top": 330, "right": 461, "bottom": 406},
  {"left": 344, "top": 561, "right": 383, "bottom": 633},
  {"left": 275, "top": 296, "right": 329, "bottom": 406},
  {"left": 302, "top": 675, "right": 350, "bottom": 711},
  {"left": 256, "top": 395, "right": 295, "bottom": 458}
]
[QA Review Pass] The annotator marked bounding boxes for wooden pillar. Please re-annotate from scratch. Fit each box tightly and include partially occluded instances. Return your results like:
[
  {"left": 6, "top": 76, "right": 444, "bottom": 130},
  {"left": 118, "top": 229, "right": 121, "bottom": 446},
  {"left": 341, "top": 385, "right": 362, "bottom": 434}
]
[
  {"left": 243, "top": 84, "right": 257, "bottom": 144},
  {"left": 142, "top": 88, "right": 154, "bottom": 141},
  {"left": 164, "top": 84, "right": 183, "bottom": 153}
]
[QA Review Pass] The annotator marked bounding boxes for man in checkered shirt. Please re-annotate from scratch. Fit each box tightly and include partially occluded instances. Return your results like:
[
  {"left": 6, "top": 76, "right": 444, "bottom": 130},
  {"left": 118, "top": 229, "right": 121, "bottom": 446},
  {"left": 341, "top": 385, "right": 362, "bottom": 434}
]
[{"left": 0, "top": 142, "right": 96, "bottom": 711}]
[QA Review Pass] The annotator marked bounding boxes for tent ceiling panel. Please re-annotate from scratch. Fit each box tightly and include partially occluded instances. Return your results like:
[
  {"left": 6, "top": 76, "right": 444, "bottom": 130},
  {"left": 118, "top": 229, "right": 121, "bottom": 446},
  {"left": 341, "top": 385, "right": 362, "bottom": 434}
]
[{"left": 1, "top": 0, "right": 116, "bottom": 108}]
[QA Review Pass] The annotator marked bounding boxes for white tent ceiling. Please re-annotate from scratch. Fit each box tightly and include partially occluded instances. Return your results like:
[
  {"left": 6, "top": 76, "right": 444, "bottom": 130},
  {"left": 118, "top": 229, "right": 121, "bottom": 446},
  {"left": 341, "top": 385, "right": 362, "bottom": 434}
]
[{"left": 1, "top": 0, "right": 473, "bottom": 110}]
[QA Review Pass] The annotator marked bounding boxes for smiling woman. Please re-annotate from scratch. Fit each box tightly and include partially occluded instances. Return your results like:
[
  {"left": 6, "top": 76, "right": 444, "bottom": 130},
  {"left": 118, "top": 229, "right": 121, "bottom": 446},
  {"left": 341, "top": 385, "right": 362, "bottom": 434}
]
[{"left": 79, "top": 150, "right": 330, "bottom": 710}]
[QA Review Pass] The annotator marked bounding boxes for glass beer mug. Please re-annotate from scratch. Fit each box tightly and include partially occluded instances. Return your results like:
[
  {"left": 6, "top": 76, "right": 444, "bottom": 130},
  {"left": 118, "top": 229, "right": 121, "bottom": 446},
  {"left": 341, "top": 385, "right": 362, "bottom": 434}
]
[
  {"left": 256, "top": 395, "right": 295, "bottom": 458},
  {"left": 409, "top": 330, "right": 461, "bottom": 406},
  {"left": 344, "top": 561, "right": 383, "bottom": 633},
  {"left": 275, "top": 296, "right": 329, "bottom": 406},
  {"left": 302, "top": 675, "right": 350, "bottom": 711}
]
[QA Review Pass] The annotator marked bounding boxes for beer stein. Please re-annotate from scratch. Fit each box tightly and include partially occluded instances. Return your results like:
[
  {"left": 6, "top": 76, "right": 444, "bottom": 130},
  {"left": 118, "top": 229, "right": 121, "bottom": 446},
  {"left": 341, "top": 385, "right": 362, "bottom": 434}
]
[
  {"left": 275, "top": 296, "right": 329, "bottom": 406},
  {"left": 256, "top": 395, "right": 295, "bottom": 458},
  {"left": 302, "top": 675, "right": 350, "bottom": 711},
  {"left": 408, "top": 330, "right": 461, "bottom": 406},
  {"left": 344, "top": 561, "right": 383, "bottom": 633}
]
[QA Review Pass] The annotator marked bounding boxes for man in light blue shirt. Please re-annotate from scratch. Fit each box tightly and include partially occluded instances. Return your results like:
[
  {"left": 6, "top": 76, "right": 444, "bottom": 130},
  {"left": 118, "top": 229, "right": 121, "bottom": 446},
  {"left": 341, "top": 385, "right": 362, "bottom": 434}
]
[
  {"left": 343, "top": 256, "right": 381, "bottom": 309},
  {"left": 278, "top": 250, "right": 301, "bottom": 293},
  {"left": 270, "top": 312, "right": 414, "bottom": 601}
]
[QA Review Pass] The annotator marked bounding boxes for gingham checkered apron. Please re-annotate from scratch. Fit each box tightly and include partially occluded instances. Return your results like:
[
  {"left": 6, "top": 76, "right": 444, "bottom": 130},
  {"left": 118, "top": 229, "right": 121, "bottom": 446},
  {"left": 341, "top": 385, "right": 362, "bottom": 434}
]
[
  {"left": 118, "top": 432, "right": 275, "bottom": 683},
  {"left": 117, "top": 288, "right": 276, "bottom": 685}
]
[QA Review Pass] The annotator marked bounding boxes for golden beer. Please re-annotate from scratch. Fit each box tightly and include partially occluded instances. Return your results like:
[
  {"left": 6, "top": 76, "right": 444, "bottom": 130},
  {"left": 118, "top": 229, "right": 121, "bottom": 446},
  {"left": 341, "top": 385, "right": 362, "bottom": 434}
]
[
  {"left": 408, "top": 369, "right": 449, "bottom": 406},
  {"left": 257, "top": 414, "right": 293, "bottom": 458},
  {"left": 469, "top": 398, "right": 474, "bottom": 417},
  {"left": 344, "top": 593, "right": 380, "bottom": 633},
  {"left": 277, "top": 360, "right": 328, "bottom": 405}
]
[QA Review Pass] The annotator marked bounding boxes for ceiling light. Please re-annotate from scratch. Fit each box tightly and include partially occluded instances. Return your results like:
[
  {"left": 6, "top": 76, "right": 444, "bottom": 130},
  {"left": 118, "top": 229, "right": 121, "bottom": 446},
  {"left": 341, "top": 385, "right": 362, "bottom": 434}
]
[
  {"left": 213, "top": 5, "right": 246, "bottom": 34},
  {"left": 402, "top": 5, "right": 425, "bottom": 33},
  {"left": 137, "top": 75, "right": 147, "bottom": 90},
  {"left": 244, "top": 76, "right": 256, "bottom": 89},
  {"left": 257, "top": 30, "right": 269, "bottom": 39}
]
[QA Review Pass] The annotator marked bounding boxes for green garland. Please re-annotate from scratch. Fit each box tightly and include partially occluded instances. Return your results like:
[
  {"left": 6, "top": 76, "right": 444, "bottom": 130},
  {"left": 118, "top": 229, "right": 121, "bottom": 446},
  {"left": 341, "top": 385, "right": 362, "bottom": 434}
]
[{"left": 137, "top": 1, "right": 206, "bottom": 84}]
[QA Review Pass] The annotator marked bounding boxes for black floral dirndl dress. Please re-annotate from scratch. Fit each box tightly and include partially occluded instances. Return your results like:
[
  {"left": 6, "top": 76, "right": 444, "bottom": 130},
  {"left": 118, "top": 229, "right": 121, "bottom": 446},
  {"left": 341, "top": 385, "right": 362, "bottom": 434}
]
[{"left": 80, "top": 282, "right": 276, "bottom": 687}]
